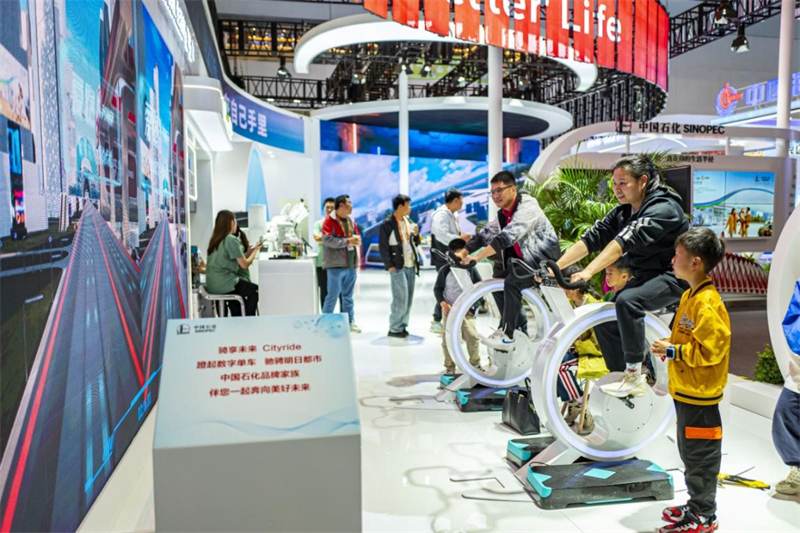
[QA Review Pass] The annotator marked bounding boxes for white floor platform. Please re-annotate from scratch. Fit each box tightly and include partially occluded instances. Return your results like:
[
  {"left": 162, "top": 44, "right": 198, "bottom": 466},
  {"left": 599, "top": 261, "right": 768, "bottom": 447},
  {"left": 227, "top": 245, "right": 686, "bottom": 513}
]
[{"left": 80, "top": 269, "right": 800, "bottom": 533}]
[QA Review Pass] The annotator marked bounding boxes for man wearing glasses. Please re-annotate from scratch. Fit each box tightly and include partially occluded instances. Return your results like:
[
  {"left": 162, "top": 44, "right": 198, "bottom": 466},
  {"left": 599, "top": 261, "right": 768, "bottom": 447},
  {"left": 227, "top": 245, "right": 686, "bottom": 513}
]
[{"left": 456, "top": 171, "right": 561, "bottom": 350}]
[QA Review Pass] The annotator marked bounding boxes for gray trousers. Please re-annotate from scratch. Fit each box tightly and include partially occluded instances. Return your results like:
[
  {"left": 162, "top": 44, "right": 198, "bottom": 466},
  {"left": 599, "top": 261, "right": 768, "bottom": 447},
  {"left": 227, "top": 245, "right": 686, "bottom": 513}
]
[{"left": 390, "top": 267, "right": 416, "bottom": 333}]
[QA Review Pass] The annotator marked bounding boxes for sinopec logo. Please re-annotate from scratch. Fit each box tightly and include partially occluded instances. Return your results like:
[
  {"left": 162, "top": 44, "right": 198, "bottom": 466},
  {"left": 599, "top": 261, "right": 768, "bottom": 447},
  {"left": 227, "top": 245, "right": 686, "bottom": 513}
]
[
  {"left": 716, "top": 82, "right": 742, "bottom": 117},
  {"left": 177, "top": 324, "right": 191, "bottom": 335}
]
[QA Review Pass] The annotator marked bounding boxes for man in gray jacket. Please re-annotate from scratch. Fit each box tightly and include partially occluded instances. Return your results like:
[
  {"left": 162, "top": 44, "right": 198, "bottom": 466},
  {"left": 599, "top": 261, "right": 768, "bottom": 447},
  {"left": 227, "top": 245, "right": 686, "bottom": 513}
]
[{"left": 457, "top": 171, "right": 561, "bottom": 350}]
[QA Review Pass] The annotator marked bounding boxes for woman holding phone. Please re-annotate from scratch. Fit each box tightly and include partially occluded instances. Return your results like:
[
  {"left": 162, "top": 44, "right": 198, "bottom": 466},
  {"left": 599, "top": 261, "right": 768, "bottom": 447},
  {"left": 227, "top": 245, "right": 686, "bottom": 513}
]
[{"left": 206, "top": 210, "right": 262, "bottom": 316}]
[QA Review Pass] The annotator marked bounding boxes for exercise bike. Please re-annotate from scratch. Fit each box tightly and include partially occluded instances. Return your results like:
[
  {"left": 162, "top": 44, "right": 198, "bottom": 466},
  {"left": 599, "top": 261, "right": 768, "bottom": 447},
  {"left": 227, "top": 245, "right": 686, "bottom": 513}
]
[
  {"left": 452, "top": 259, "right": 678, "bottom": 509},
  {"left": 390, "top": 249, "right": 556, "bottom": 410}
]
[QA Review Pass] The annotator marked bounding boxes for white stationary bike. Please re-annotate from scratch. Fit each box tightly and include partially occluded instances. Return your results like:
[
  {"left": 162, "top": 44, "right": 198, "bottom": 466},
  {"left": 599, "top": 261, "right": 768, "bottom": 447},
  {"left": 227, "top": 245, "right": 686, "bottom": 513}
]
[
  {"left": 452, "top": 259, "right": 676, "bottom": 502},
  {"left": 390, "top": 250, "right": 557, "bottom": 409}
]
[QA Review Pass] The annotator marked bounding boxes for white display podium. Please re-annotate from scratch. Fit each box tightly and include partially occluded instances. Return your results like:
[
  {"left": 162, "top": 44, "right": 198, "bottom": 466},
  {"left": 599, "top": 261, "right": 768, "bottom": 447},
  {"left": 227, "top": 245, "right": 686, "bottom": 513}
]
[
  {"left": 153, "top": 314, "right": 361, "bottom": 532},
  {"left": 258, "top": 257, "right": 318, "bottom": 315}
]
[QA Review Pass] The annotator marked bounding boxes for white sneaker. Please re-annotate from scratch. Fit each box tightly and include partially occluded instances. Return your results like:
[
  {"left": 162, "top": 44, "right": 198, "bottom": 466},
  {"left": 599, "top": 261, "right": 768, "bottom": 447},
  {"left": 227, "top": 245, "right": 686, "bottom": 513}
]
[
  {"left": 600, "top": 372, "right": 647, "bottom": 398},
  {"left": 776, "top": 466, "right": 800, "bottom": 495},
  {"left": 480, "top": 329, "right": 516, "bottom": 351},
  {"left": 430, "top": 321, "right": 445, "bottom": 334},
  {"left": 349, "top": 323, "right": 362, "bottom": 334}
]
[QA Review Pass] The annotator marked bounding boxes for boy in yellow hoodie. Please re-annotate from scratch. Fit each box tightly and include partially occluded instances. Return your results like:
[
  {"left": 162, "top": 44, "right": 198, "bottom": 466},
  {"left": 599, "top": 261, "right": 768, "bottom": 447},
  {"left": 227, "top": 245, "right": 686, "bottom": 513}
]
[{"left": 651, "top": 227, "right": 729, "bottom": 533}]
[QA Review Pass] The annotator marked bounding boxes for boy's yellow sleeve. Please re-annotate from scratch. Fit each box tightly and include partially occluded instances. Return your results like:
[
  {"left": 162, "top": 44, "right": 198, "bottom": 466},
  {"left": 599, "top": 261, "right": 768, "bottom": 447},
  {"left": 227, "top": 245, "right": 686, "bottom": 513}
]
[{"left": 673, "top": 302, "right": 730, "bottom": 368}]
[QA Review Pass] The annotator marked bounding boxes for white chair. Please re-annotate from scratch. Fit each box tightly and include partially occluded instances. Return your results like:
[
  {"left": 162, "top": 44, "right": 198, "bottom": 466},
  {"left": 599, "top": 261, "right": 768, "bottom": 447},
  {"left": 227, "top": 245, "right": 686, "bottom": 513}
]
[{"left": 198, "top": 285, "right": 246, "bottom": 317}]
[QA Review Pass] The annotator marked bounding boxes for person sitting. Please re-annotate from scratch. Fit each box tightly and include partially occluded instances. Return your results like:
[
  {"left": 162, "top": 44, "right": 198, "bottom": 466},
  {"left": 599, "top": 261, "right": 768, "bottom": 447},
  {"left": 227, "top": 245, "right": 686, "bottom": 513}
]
[
  {"left": 557, "top": 265, "right": 608, "bottom": 434},
  {"left": 556, "top": 154, "right": 689, "bottom": 398},
  {"left": 206, "top": 210, "right": 261, "bottom": 316},
  {"left": 434, "top": 239, "right": 483, "bottom": 374},
  {"left": 456, "top": 171, "right": 561, "bottom": 351}
]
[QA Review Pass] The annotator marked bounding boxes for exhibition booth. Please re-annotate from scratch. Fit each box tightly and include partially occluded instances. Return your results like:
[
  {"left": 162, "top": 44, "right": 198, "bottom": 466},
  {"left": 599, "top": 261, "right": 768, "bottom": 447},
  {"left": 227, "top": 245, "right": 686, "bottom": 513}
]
[{"left": 0, "top": 0, "right": 798, "bottom": 532}]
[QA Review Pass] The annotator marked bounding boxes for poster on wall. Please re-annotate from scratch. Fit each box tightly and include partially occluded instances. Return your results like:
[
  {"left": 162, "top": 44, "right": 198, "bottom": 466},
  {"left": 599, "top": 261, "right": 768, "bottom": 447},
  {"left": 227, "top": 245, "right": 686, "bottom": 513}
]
[
  {"left": 693, "top": 170, "right": 775, "bottom": 238},
  {"left": 0, "top": 1, "right": 188, "bottom": 531}
]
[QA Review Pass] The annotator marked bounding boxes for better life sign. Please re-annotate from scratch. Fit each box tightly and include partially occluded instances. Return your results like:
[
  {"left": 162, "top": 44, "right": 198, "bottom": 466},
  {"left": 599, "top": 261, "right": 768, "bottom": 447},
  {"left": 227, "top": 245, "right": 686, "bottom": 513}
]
[{"left": 153, "top": 314, "right": 361, "bottom": 532}]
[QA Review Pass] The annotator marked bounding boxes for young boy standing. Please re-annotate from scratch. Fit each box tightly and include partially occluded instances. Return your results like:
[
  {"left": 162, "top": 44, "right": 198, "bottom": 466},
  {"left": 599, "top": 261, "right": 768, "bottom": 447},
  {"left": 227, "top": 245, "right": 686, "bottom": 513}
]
[
  {"left": 434, "top": 239, "right": 483, "bottom": 374},
  {"left": 650, "top": 228, "right": 729, "bottom": 533}
]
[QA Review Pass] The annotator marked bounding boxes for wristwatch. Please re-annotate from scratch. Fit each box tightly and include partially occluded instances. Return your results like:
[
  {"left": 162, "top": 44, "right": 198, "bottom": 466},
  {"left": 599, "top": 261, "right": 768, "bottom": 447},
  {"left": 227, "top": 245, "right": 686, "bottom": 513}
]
[{"left": 665, "top": 345, "right": 676, "bottom": 360}]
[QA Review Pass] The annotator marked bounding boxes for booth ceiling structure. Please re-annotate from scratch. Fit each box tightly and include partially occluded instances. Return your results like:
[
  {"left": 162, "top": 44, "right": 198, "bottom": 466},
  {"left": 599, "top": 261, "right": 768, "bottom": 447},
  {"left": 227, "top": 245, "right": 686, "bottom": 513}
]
[{"left": 212, "top": 0, "right": 796, "bottom": 136}]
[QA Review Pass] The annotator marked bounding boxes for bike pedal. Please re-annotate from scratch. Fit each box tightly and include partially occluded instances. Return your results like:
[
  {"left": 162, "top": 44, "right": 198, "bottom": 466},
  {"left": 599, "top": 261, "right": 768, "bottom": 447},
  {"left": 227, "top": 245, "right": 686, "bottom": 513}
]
[{"left": 620, "top": 396, "right": 636, "bottom": 409}]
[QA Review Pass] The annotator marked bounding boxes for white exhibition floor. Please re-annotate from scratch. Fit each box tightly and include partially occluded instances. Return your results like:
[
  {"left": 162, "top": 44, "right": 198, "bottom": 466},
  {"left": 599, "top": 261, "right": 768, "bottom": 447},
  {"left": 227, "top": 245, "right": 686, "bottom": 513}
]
[{"left": 80, "top": 269, "right": 800, "bottom": 533}]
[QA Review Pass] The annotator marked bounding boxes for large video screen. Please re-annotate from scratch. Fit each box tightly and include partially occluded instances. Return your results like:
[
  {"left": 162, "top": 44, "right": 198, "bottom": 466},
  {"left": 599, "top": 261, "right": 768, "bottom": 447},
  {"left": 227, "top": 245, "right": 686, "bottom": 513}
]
[
  {"left": 0, "top": 2, "right": 188, "bottom": 531},
  {"left": 692, "top": 170, "right": 775, "bottom": 238}
]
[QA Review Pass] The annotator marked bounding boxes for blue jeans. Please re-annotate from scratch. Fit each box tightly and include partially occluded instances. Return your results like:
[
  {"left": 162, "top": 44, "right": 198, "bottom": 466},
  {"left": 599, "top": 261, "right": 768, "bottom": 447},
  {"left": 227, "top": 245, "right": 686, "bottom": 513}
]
[
  {"left": 324, "top": 268, "right": 357, "bottom": 323},
  {"left": 772, "top": 387, "right": 800, "bottom": 468},
  {"left": 389, "top": 267, "right": 416, "bottom": 333}
]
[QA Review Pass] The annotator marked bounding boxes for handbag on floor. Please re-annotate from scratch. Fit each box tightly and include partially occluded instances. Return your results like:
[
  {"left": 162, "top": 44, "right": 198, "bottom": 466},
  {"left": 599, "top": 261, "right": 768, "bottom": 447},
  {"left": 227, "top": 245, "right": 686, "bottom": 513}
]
[{"left": 501, "top": 378, "right": 540, "bottom": 435}]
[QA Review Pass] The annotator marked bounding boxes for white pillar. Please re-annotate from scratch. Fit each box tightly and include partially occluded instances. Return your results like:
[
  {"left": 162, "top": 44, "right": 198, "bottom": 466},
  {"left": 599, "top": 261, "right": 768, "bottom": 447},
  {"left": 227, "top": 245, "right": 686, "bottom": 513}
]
[
  {"left": 775, "top": 0, "right": 795, "bottom": 158},
  {"left": 398, "top": 70, "right": 410, "bottom": 195},
  {"left": 488, "top": 46, "right": 503, "bottom": 218}
]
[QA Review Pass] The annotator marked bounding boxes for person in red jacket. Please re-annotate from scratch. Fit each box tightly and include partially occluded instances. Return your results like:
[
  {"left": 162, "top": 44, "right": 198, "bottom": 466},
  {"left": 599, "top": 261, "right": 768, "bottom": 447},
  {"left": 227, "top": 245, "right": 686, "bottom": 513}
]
[{"left": 321, "top": 195, "right": 362, "bottom": 333}]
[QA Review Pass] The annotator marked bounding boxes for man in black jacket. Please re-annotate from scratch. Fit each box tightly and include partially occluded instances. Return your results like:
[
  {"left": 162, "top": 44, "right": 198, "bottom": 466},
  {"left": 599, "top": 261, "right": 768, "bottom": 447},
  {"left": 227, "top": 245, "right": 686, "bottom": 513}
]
[{"left": 379, "top": 195, "right": 420, "bottom": 338}]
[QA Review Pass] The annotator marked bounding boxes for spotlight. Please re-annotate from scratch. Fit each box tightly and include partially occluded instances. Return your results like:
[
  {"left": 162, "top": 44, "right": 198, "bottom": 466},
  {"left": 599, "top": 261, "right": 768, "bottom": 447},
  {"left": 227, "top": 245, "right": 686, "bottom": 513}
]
[
  {"left": 731, "top": 25, "right": 750, "bottom": 53},
  {"left": 352, "top": 71, "right": 361, "bottom": 85},
  {"left": 420, "top": 59, "right": 432, "bottom": 78},
  {"left": 517, "top": 78, "right": 531, "bottom": 91},
  {"left": 457, "top": 74, "right": 467, "bottom": 84},
  {"left": 714, "top": 1, "right": 737, "bottom": 25},
  {"left": 277, "top": 57, "right": 290, "bottom": 79}
]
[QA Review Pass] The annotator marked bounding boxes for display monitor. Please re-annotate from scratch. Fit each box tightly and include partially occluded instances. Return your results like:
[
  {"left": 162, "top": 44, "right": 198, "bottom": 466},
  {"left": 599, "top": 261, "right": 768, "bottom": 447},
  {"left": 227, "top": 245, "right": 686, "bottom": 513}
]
[
  {"left": 661, "top": 166, "right": 693, "bottom": 216},
  {"left": 692, "top": 169, "right": 775, "bottom": 238}
]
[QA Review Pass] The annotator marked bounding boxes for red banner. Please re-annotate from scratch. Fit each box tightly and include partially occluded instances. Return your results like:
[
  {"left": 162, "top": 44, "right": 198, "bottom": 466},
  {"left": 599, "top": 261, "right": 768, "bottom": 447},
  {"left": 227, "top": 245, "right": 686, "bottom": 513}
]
[
  {"left": 455, "top": 0, "right": 481, "bottom": 43},
  {"left": 405, "top": 0, "right": 419, "bottom": 28},
  {"left": 657, "top": 5, "right": 669, "bottom": 90},
  {"left": 424, "top": 0, "right": 450, "bottom": 36},
  {"left": 596, "top": 0, "right": 616, "bottom": 69},
  {"left": 647, "top": 0, "right": 658, "bottom": 83},
  {"left": 616, "top": 0, "right": 633, "bottom": 73},
  {"left": 573, "top": 0, "right": 594, "bottom": 63},
  {"left": 634, "top": 0, "right": 648, "bottom": 79},
  {"left": 513, "top": 0, "right": 540, "bottom": 54},
  {"left": 392, "top": 0, "right": 407, "bottom": 25},
  {"left": 485, "top": 0, "right": 511, "bottom": 48},
  {"left": 546, "top": 0, "right": 568, "bottom": 59},
  {"left": 364, "top": 0, "right": 387, "bottom": 19}
]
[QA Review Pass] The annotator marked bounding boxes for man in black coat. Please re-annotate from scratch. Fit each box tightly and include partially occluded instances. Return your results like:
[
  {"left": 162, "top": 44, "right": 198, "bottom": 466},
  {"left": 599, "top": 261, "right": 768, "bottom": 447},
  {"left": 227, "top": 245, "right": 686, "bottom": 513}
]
[{"left": 379, "top": 194, "right": 420, "bottom": 338}]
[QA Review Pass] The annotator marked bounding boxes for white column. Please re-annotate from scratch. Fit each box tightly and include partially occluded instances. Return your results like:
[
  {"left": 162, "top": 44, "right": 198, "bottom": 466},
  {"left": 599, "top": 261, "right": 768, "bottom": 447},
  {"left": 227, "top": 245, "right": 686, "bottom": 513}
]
[
  {"left": 488, "top": 46, "right": 503, "bottom": 218},
  {"left": 775, "top": 0, "right": 795, "bottom": 158},
  {"left": 398, "top": 70, "right": 410, "bottom": 195}
]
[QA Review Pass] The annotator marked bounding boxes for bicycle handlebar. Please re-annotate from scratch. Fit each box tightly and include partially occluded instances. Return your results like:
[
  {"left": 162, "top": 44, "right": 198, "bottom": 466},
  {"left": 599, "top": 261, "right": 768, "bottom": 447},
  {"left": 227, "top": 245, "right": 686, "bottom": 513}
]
[
  {"left": 541, "top": 260, "right": 588, "bottom": 291},
  {"left": 430, "top": 248, "right": 455, "bottom": 266},
  {"left": 508, "top": 258, "right": 587, "bottom": 290}
]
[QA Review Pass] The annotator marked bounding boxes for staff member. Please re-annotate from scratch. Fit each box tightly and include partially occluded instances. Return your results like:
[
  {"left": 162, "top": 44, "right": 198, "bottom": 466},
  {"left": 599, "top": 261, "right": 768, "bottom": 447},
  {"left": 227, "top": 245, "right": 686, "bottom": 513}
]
[
  {"left": 206, "top": 210, "right": 261, "bottom": 316},
  {"left": 430, "top": 188, "right": 471, "bottom": 334},
  {"left": 557, "top": 154, "right": 689, "bottom": 397}
]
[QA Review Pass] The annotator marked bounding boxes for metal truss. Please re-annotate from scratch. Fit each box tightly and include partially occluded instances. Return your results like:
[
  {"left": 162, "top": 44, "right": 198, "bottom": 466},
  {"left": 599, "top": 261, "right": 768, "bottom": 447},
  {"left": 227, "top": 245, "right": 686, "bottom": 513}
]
[{"left": 669, "top": 0, "right": 798, "bottom": 57}]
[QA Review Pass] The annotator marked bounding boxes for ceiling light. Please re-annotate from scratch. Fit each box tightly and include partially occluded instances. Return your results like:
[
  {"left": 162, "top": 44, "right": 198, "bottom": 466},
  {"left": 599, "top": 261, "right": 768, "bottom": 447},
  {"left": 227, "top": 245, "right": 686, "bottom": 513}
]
[
  {"left": 266, "top": 97, "right": 275, "bottom": 103},
  {"left": 352, "top": 71, "right": 361, "bottom": 85},
  {"left": 277, "top": 57, "right": 290, "bottom": 79},
  {"left": 292, "top": 99, "right": 301, "bottom": 104},
  {"left": 457, "top": 74, "right": 467, "bottom": 84},
  {"left": 731, "top": 25, "right": 750, "bottom": 53},
  {"left": 714, "top": 1, "right": 737, "bottom": 25},
  {"left": 423, "top": 60, "right": 432, "bottom": 73}
]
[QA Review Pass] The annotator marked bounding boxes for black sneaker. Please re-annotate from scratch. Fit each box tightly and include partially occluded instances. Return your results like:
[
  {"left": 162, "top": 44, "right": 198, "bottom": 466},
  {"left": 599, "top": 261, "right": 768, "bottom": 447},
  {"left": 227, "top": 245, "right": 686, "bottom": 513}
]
[
  {"left": 387, "top": 331, "right": 406, "bottom": 338},
  {"left": 400, "top": 330, "right": 410, "bottom": 338}
]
